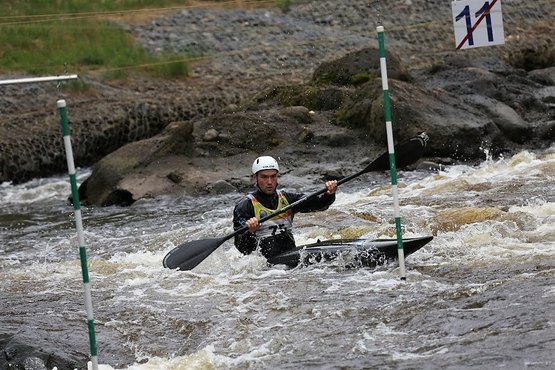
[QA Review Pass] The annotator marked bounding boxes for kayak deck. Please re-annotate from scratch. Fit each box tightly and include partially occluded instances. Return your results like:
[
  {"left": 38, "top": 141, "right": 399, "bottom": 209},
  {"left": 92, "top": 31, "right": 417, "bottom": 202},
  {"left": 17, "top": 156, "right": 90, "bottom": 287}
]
[{"left": 267, "top": 236, "right": 433, "bottom": 268}]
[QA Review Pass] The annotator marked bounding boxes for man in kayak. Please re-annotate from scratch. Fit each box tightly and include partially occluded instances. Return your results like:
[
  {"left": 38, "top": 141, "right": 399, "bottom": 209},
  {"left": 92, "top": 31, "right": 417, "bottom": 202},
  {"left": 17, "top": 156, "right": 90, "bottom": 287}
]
[{"left": 233, "top": 156, "right": 338, "bottom": 259}]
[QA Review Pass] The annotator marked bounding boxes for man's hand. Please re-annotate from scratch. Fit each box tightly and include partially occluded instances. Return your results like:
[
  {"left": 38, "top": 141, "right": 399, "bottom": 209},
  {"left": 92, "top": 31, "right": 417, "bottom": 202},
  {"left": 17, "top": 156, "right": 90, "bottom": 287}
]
[
  {"left": 325, "top": 180, "right": 338, "bottom": 195},
  {"left": 246, "top": 217, "right": 260, "bottom": 233}
]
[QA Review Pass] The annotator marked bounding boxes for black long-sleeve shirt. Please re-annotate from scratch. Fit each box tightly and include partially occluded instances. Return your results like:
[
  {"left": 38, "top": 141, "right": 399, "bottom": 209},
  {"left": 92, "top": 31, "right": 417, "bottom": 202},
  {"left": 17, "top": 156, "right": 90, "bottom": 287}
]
[{"left": 232, "top": 187, "right": 336, "bottom": 258}]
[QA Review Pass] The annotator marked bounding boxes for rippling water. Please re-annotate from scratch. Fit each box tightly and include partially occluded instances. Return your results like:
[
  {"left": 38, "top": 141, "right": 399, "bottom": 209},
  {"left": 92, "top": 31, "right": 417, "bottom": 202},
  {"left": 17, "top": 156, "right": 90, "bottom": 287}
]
[{"left": 1, "top": 148, "right": 554, "bottom": 369}]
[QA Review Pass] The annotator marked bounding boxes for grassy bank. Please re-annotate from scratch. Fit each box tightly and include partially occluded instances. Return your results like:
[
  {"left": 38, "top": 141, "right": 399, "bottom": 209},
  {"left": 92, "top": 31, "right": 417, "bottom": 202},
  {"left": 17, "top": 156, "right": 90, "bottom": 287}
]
[
  {"left": 0, "top": 0, "right": 307, "bottom": 79},
  {"left": 0, "top": 1, "right": 200, "bottom": 78}
]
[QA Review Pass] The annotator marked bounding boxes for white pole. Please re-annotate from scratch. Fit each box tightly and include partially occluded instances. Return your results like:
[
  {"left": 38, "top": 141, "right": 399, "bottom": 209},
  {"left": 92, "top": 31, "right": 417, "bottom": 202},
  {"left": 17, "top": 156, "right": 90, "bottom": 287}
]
[{"left": 0, "top": 74, "right": 78, "bottom": 85}]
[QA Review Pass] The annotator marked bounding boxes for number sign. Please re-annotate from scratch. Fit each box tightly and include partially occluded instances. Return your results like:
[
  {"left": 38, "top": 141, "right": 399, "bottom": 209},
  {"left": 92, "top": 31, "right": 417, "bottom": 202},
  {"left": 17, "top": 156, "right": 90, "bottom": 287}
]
[{"left": 452, "top": 0, "right": 505, "bottom": 49}]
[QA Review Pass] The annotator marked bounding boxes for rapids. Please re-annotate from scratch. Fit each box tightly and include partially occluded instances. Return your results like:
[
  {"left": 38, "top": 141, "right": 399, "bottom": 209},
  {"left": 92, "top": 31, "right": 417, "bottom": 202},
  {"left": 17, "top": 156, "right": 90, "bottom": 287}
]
[{"left": 1, "top": 148, "right": 554, "bottom": 369}]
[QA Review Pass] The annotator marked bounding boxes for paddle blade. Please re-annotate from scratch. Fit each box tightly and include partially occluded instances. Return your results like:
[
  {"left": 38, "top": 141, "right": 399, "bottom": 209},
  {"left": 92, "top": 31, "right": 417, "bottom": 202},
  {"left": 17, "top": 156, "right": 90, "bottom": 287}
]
[
  {"left": 367, "top": 133, "right": 428, "bottom": 172},
  {"left": 163, "top": 237, "right": 226, "bottom": 270}
]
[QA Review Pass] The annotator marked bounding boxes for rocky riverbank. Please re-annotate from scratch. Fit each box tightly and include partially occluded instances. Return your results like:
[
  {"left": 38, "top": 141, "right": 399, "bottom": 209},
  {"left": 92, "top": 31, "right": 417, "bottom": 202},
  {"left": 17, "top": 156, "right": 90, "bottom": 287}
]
[{"left": 1, "top": 0, "right": 553, "bottom": 203}]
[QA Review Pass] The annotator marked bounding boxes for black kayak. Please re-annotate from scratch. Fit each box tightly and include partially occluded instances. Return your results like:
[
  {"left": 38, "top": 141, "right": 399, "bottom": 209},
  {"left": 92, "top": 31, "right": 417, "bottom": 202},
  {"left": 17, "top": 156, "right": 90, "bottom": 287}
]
[{"left": 266, "top": 236, "right": 433, "bottom": 268}]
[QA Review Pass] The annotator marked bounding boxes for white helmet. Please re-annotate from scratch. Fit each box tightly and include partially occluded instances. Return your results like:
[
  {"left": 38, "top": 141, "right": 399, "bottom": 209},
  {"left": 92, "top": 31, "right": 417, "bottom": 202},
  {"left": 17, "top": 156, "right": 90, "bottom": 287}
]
[{"left": 252, "top": 156, "right": 279, "bottom": 174}]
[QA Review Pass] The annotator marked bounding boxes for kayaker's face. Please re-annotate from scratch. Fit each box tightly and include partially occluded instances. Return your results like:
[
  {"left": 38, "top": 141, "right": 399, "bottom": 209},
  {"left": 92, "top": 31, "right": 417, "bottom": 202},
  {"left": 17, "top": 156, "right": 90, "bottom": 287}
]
[{"left": 255, "top": 169, "right": 278, "bottom": 195}]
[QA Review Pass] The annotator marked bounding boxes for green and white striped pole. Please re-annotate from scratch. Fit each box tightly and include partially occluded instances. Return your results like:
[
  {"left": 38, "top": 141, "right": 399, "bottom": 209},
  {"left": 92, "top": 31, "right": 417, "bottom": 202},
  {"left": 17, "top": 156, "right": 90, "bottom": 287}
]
[
  {"left": 377, "top": 26, "right": 407, "bottom": 280},
  {"left": 57, "top": 99, "right": 99, "bottom": 370}
]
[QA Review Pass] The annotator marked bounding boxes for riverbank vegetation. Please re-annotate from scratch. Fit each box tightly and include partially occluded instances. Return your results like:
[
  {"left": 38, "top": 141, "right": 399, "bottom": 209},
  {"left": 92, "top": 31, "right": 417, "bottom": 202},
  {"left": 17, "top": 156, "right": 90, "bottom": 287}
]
[
  {"left": 0, "top": 1, "right": 203, "bottom": 78},
  {"left": 0, "top": 1, "right": 272, "bottom": 78},
  {"left": 0, "top": 1, "right": 309, "bottom": 79}
]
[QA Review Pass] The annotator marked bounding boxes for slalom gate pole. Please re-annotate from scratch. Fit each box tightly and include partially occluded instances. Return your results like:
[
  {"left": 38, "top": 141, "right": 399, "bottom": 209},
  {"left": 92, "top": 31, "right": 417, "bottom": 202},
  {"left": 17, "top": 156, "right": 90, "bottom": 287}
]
[
  {"left": 57, "top": 99, "right": 99, "bottom": 370},
  {"left": 377, "top": 26, "right": 407, "bottom": 281}
]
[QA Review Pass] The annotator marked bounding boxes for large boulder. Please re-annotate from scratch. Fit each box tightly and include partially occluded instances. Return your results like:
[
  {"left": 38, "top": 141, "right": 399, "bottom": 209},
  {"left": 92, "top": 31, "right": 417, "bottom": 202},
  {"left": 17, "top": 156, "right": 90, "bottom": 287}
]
[
  {"left": 78, "top": 107, "right": 367, "bottom": 206},
  {"left": 420, "top": 57, "right": 555, "bottom": 127},
  {"left": 79, "top": 120, "right": 195, "bottom": 206},
  {"left": 0, "top": 333, "right": 86, "bottom": 370},
  {"left": 335, "top": 56, "right": 555, "bottom": 159},
  {"left": 312, "top": 47, "right": 411, "bottom": 85},
  {"left": 336, "top": 78, "right": 503, "bottom": 159},
  {"left": 461, "top": 95, "right": 531, "bottom": 143}
]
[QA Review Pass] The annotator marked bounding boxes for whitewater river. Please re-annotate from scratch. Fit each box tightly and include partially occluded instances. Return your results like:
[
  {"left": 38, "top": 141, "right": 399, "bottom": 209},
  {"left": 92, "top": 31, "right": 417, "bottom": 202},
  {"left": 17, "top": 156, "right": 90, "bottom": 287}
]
[{"left": 1, "top": 148, "right": 554, "bottom": 370}]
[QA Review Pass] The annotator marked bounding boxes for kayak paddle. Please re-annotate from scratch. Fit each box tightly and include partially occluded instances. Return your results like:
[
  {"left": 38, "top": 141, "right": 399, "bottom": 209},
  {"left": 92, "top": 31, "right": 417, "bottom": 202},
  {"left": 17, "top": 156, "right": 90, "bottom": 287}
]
[{"left": 163, "top": 133, "right": 428, "bottom": 270}]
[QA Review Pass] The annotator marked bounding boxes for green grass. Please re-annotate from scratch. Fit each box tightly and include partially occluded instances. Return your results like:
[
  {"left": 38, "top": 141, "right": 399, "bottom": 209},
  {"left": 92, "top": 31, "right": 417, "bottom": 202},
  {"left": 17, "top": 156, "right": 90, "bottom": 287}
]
[
  {"left": 0, "top": 0, "right": 311, "bottom": 79},
  {"left": 1, "top": 1, "right": 190, "bottom": 16},
  {"left": 0, "top": 1, "right": 195, "bottom": 78}
]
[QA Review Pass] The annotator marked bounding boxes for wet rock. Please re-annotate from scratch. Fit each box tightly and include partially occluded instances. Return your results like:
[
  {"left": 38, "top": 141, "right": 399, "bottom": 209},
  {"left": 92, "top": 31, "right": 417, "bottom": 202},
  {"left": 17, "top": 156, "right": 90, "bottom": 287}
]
[
  {"left": 282, "top": 106, "right": 313, "bottom": 125},
  {"left": 430, "top": 207, "right": 506, "bottom": 234},
  {"left": 312, "top": 47, "right": 411, "bottom": 85},
  {"left": 298, "top": 126, "right": 314, "bottom": 143},
  {"left": 207, "top": 180, "right": 237, "bottom": 194},
  {"left": 528, "top": 67, "right": 555, "bottom": 85},
  {"left": 461, "top": 95, "right": 531, "bottom": 143},
  {"left": 203, "top": 128, "right": 219, "bottom": 141},
  {"left": 506, "top": 39, "right": 555, "bottom": 71},
  {"left": 319, "top": 132, "right": 357, "bottom": 147},
  {"left": 338, "top": 78, "right": 500, "bottom": 158},
  {"left": 78, "top": 121, "right": 194, "bottom": 206},
  {"left": 167, "top": 171, "right": 182, "bottom": 184},
  {"left": 78, "top": 107, "right": 355, "bottom": 206},
  {"left": 0, "top": 334, "right": 85, "bottom": 370},
  {"left": 254, "top": 84, "right": 345, "bottom": 111}
]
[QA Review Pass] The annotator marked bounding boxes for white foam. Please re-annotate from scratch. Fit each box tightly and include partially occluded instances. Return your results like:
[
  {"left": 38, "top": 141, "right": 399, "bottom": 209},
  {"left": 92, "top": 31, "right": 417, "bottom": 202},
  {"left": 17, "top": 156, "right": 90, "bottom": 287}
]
[
  {"left": 88, "top": 345, "right": 221, "bottom": 369},
  {"left": 1, "top": 170, "right": 90, "bottom": 205}
]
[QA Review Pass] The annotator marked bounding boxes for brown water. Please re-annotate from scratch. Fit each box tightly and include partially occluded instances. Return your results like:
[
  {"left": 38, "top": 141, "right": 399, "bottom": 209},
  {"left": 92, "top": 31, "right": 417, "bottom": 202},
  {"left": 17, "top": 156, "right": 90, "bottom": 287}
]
[{"left": 1, "top": 149, "right": 554, "bottom": 369}]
